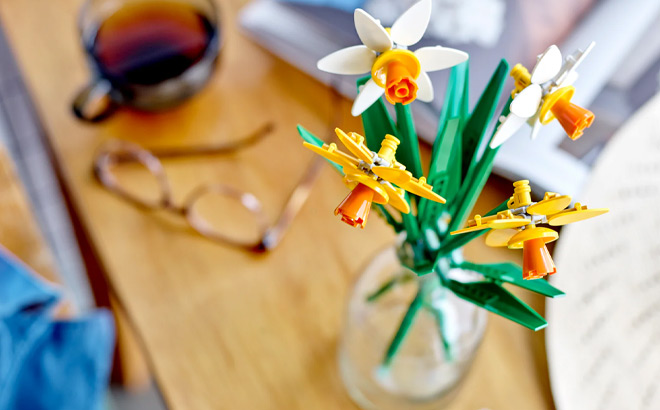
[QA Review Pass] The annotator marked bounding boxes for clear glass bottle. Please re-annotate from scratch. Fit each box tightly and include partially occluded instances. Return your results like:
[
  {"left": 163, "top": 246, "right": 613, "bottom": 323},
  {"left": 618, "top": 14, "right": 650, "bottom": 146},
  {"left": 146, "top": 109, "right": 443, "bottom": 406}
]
[{"left": 338, "top": 245, "right": 487, "bottom": 410}]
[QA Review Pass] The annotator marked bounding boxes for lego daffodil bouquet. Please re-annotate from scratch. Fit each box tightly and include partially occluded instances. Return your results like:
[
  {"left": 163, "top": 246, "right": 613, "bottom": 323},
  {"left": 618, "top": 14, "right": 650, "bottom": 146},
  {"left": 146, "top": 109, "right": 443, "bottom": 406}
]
[{"left": 297, "top": 0, "right": 607, "bottom": 367}]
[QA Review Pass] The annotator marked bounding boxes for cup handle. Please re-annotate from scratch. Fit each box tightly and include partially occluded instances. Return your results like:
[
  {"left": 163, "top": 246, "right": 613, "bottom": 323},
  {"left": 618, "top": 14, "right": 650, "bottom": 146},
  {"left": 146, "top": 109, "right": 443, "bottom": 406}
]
[{"left": 72, "top": 79, "right": 118, "bottom": 122}]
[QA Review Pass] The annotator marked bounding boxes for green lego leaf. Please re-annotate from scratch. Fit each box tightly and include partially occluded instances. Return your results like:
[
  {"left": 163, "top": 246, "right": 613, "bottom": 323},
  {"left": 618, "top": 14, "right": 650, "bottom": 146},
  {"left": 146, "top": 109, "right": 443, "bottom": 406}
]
[
  {"left": 448, "top": 97, "right": 512, "bottom": 234},
  {"left": 297, "top": 124, "right": 324, "bottom": 146},
  {"left": 460, "top": 62, "right": 470, "bottom": 124},
  {"left": 445, "top": 279, "right": 547, "bottom": 331},
  {"left": 421, "top": 62, "right": 469, "bottom": 230},
  {"left": 296, "top": 125, "right": 343, "bottom": 175},
  {"left": 357, "top": 76, "right": 397, "bottom": 152},
  {"left": 429, "top": 62, "right": 468, "bottom": 180},
  {"left": 461, "top": 59, "right": 509, "bottom": 181},
  {"left": 433, "top": 118, "right": 462, "bottom": 198},
  {"left": 446, "top": 121, "right": 463, "bottom": 203},
  {"left": 458, "top": 261, "right": 566, "bottom": 298},
  {"left": 418, "top": 117, "right": 460, "bottom": 224},
  {"left": 393, "top": 103, "right": 423, "bottom": 178}
]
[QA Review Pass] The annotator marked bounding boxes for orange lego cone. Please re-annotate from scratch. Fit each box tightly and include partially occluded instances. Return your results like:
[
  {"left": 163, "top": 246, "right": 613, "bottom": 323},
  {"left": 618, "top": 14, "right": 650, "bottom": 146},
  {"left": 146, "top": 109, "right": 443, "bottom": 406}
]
[
  {"left": 335, "top": 183, "right": 374, "bottom": 229},
  {"left": 551, "top": 98, "right": 594, "bottom": 140},
  {"left": 384, "top": 61, "right": 417, "bottom": 105},
  {"left": 522, "top": 237, "right": 556, "bottom": 280},
  {"left": 541, "top": 86, "right": 594, "bottom": 140}
]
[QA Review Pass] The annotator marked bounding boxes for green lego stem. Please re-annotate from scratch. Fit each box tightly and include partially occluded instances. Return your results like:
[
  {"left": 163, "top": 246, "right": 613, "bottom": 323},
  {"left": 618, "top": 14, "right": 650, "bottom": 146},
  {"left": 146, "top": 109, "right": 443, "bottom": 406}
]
[
  {"left": 427, "top": 304, "right": 453, "bottom": 362},
  {"left": 400, "top": 193, "right": 421, "bottom": 242},
  {"left": 448, "top": 146, "right": 498, "bottom": 234},
  {"left": 366, "top": 272, "right": 414, "bottom": 302},
  {"left": 375, "top": 205, "right": 404, "bottom": 233},
  {"left": 401, "top": 212, "right": 420, "bottom": 240},
  {"left": 393, "top": 103, "right": 423, "bottom": 179},
  {"left": 382, "top": 287, "right": 424, "bottom": 367}
]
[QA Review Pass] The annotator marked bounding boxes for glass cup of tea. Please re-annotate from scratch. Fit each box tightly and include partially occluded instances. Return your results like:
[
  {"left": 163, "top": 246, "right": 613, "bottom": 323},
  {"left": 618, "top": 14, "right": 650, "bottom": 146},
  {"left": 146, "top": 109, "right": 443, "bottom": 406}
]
[{"left": 73, "top": 0, "right": 221, "bottom": 121}]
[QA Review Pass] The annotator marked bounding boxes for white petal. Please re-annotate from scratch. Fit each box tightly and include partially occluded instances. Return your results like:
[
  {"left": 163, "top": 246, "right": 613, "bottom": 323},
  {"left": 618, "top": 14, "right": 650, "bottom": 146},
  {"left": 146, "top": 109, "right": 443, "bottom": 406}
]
[
  {"left": 510, "top": 84, "right": 542, "bottom": 118},
  {"left": 416, "top": 71, "right": 433, "bottom": 102},
  {"left": 531, "top": 45, "right": 562, "bottom": 84},
  {"left": 317, "top": 45, "right": 376, "bottom": 75},
  {"left": 354, "top": 9, "right": 392, "bottom": 53},
  {"left": 557, "top": 71, "right": 579, "bottom": 88},
  {"left": 529, "top": 117, "right": 542, "bottom": 140},
  {"left": 489, "top": 114, "right": 527, "bottom": 148},
  {"left": 569, "top": 41, "right": 595, "bottom": 72},
  {"left": 390, "top": 0, "right": 432, "bottom": 47},
  {"left": 351, "top": 79, "right": 385, "bottom": 116},
  {"left": 414, "top": 46, "right": 468, "bottom": 73},
  {"left": 555, "top": 42, "right": 594, "bottom": 87}
]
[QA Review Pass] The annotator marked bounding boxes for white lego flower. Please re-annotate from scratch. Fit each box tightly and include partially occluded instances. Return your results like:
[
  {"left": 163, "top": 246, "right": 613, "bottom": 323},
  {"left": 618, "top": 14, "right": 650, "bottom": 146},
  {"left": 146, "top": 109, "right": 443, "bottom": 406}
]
[
  {"left": 317, "top": 0, "right": 468, "bottom": 116},
  {"left": 490, "top": 42, "right": 595, "bottom": 148}
]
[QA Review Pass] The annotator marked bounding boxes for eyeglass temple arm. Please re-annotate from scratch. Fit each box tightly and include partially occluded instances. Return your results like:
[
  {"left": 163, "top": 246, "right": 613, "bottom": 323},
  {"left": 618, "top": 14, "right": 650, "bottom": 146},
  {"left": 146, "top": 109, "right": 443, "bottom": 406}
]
[
  {"left": 256, "top": 155, "right": 325, "bottom": 252},
  {"left": 150, "top": 123, "right": 275, "bottom": 159},
  {"left": 256, "top": 86, "right": 346, "bottom": 252}
]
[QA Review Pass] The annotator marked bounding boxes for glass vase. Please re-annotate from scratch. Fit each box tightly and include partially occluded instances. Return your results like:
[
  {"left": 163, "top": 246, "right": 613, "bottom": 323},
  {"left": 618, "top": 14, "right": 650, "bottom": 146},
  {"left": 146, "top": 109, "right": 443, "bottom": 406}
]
[{"left": 338, "top": 245, "right": 487, "bottom": 410}]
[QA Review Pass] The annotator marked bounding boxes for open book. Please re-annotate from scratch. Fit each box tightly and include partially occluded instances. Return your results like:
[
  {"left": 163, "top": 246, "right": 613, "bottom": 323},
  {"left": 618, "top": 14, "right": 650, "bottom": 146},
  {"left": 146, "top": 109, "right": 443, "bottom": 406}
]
[{"left": 547, "top": 93, "right": 660, "bottom": 410}]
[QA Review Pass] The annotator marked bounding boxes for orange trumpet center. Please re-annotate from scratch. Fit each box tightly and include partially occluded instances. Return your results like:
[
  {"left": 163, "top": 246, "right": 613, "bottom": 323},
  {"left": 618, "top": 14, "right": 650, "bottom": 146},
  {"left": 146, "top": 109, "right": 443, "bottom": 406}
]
[
  {"left": 334, "top": 183, "right": 374, "bottom": 229},
  {"left": 551, "top": 97, "right": 595, "bottom": 140},
  {"left": 522, "top": 237, "right": 557, "bottom": 280},
  {"left": 384, "top": 61, "right": 418, "bottom": 105}
]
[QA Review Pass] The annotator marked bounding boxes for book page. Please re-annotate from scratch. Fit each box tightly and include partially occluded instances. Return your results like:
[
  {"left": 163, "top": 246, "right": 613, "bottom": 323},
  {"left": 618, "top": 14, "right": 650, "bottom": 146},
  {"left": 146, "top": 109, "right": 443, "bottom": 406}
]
[{"left": 547, "top": 93, "right": 660, "bottom": 410}]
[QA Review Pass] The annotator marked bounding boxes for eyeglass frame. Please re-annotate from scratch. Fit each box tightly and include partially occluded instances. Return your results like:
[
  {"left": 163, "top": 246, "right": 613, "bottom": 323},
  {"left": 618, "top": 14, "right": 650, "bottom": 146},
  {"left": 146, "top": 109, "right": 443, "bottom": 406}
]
[
  {"left": 93, "top": 88, "right": 341, "bottom": 252},
  {"left": 93, "top": 124, "right": 285, "bottom": 252}
]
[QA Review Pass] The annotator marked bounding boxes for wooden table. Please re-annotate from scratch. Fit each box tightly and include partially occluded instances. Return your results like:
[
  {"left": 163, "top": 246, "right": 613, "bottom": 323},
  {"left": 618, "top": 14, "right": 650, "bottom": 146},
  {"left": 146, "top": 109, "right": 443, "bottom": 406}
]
[{"left": 0, "top": 0, "right": 554, "bottom": 408}]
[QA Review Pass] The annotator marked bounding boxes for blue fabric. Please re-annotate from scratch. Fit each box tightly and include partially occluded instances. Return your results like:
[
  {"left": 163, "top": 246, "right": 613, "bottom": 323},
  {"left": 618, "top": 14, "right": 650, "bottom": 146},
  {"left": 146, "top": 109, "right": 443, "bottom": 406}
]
[
  {"left": 0, "top": 246, "right": 114, "bottom": 410},
  {"left": 0, "top": 250, "right": 58, "bottom": 318}
]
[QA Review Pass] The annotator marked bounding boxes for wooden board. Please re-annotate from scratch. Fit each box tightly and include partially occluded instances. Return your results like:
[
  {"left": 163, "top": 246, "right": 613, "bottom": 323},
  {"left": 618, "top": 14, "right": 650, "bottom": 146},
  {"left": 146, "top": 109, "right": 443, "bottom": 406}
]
[
  {"left": 0, "top": 143, "right": 58, "bottom": 283},
  {"left": 0, "top": 141, "right": 72, "bottom": 318},
  {"left": 0, "top": 1, "right": 553, "bottom": 409}
]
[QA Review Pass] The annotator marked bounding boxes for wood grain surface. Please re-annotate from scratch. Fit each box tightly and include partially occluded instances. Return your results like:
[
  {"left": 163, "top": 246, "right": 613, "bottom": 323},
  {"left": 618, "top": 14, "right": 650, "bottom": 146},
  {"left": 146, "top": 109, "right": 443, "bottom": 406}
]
[{"left": 0, "top": 0, "right": 553, "bottom": 408}]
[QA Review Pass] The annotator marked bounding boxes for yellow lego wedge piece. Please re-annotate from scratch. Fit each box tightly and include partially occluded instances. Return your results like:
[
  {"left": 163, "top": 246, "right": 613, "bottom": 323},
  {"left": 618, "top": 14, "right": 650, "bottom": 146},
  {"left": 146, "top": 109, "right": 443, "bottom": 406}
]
[{"left": 335, "top": 128, "right": 374, "bottom": 163}]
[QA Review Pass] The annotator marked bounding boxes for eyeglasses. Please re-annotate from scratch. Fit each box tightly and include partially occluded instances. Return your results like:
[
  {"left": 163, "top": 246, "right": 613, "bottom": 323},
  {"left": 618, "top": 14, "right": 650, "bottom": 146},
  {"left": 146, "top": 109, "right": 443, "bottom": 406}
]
[{"left": 93, "top": 122, "right": 325, "bottom": 252}]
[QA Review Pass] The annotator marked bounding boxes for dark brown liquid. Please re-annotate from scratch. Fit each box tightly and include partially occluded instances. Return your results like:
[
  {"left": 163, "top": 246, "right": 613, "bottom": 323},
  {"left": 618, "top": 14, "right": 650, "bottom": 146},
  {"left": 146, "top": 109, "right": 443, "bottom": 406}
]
[{"left": 90, "top": 1, "right": 217, "bottom": 86}]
